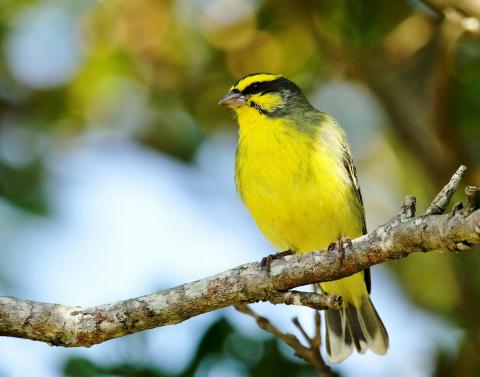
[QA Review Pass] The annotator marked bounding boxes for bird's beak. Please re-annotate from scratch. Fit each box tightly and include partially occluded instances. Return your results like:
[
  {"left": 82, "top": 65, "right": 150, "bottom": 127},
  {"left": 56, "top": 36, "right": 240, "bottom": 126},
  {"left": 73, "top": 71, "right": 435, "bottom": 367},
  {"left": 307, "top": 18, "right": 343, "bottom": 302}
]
[{"left": 218, "top": 91, "right": 246, "bottom": 108}]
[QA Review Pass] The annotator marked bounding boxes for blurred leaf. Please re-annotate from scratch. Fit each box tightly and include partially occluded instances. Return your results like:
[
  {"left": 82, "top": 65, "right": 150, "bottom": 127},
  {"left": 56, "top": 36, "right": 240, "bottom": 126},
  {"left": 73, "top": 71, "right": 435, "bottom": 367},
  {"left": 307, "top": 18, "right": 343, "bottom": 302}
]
[
  {"left": 61, "top": 317, "right": 319, "bottom": 377},
  {"left": 0, "top": 159, "right": 47, "bottom": 213},
  {"left": 392, "top": 252, "right": 461, "bottom": 315},
  {"left": 451, "top": 38, "right": 480, "bottom": 162},
  {"left": 64, "top": 357, "right": 169, "bottom": 377}
]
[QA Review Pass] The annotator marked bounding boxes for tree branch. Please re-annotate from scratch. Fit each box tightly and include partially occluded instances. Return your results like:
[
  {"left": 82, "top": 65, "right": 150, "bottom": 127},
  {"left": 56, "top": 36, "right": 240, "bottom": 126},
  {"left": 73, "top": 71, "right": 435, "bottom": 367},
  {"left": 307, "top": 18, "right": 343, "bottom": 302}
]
[
  {"left": 0, "top": 168, "right": 479, "bottom": 348},
  {"left": 427, "top": 165, "right": 467, "bottom": 214}
]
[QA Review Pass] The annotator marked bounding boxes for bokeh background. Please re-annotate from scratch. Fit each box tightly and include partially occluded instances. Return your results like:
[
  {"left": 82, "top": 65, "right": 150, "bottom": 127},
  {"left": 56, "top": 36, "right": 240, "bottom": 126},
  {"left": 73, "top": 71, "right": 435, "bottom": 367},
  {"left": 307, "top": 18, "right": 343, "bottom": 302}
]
[{"left": 0, "top": 0, "right": 479, "bottom": 376}]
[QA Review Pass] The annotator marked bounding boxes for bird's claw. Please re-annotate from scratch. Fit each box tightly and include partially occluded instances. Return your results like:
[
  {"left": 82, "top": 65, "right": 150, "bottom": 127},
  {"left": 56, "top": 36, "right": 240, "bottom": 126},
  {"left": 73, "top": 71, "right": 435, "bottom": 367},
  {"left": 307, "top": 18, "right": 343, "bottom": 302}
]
[
  {"left": 261, "top": 250, "right": 294, "bottom": 274},
  {"left": 327, "top": 237, "right": 352, "bottom": 266}
]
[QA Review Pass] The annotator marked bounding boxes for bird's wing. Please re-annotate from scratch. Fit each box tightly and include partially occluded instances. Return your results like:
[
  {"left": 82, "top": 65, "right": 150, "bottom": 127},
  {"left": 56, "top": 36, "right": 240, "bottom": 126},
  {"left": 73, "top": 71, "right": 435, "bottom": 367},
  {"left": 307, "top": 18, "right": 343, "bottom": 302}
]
[
  {"left": 341, "top": 145, "right": 367, "bottom": 235},
  {"left": 341, "top": 145, "right": 371, "bottom": 293}
]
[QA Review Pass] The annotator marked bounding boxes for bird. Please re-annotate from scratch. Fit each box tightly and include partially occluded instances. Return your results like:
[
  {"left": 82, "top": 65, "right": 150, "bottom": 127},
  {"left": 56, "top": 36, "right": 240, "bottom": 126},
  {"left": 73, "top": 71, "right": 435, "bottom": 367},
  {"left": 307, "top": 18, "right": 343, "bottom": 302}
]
[{"left": 219, "top": 73, "right": 389, "bottom": 363}]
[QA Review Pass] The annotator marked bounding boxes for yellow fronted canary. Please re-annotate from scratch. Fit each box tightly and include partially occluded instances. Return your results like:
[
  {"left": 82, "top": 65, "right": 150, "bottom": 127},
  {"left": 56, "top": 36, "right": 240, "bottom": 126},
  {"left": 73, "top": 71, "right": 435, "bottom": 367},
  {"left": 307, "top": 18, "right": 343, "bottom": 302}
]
[{"left": 219, "top": 73, "right": 389, "bottom": 363}]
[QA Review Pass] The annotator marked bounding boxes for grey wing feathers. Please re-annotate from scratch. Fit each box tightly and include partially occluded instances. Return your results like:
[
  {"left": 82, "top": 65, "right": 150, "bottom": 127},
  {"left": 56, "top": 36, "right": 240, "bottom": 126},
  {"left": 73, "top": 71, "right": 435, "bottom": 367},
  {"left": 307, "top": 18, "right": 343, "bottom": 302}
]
[
  {"left": 341, "top": 145, "right": 367, "bottom": 235},
  {"left": 341, "top": 145, "right": 371, "bottom": 293}
]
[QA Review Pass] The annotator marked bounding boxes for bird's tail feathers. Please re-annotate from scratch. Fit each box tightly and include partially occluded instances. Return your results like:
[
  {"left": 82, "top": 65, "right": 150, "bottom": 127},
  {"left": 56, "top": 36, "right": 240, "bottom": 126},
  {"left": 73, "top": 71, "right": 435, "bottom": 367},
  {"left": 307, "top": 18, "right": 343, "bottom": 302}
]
[{"left": 325, "top": 295, "right": 388, "bottom": 364}]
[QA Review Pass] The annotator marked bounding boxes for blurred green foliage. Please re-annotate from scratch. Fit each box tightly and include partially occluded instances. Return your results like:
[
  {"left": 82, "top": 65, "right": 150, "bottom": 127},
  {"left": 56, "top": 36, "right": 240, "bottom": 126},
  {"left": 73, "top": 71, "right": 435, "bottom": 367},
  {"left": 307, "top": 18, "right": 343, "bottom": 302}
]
[{"left": 63, "top": 318, "right": 319, "bottom": 377}]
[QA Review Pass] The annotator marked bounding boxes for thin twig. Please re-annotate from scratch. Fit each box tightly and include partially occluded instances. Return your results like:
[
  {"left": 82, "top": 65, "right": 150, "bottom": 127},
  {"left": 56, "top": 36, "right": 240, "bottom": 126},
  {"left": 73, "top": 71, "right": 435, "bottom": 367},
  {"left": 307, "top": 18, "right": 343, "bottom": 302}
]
[
  {"left": 292, "top": 317, "right": 310, "bottom": 343},
  {"left": 313, "top": 310, "right": 322, "bottom": 348},
  {"left": 291, "top": 315, "right": 333, "bottom": 375},
  {"left": 235, "top": 304, "right": 335, "bottom": 377},
  {"left": 426, "top": 165, "right": 467, "bottom": 214},
  {"left": 234, "top": 304, "right": 303, "bottom": 351}
]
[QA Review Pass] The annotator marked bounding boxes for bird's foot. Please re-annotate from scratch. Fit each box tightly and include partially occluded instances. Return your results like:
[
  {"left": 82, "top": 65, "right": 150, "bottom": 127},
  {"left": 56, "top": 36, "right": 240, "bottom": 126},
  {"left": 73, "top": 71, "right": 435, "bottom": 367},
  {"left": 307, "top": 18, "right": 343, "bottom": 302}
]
[
  {"left": 261, "top": 250, "right": 294, "bottom": 274},
  {"left": 327, "top": 237, "right": 352, "bottom": 266}
]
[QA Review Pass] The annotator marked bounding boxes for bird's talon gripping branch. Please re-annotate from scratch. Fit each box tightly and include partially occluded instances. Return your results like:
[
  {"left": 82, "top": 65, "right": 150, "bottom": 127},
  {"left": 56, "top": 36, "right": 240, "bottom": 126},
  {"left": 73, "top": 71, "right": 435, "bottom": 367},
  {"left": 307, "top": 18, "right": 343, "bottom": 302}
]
[
  {"left": 327, "top": 237, "right": 352, "bottom": 266},
  {"left": 261, "top": 250, "right": 294, "bottom": 273}
]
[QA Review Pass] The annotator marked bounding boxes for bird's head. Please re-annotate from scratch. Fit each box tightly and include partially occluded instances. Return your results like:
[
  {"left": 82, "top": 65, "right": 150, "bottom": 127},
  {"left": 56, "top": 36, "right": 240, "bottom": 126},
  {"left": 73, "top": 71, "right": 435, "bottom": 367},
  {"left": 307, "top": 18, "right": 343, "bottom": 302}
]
[{"left": 219, "top": 73, "right": 310, "bottom": 118}]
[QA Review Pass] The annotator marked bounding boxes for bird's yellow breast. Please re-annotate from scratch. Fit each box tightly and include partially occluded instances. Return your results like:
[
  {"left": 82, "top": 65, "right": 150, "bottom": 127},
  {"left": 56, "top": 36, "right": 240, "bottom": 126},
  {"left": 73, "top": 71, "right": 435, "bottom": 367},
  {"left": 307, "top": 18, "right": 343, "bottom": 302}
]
[{"left": 235, "top": 112, "right": 363, "bottom": 253}]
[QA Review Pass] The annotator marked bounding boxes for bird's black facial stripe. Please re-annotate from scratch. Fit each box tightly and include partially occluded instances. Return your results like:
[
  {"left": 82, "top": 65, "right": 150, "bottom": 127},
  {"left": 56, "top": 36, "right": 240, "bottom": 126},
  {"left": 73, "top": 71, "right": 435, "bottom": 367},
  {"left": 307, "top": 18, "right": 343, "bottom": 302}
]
[
  {"left": 249, "top": 101, "right": 267, "bottom": 114},
  {"left": 241, "top": 77, "right": 301, "bottom": 96}
]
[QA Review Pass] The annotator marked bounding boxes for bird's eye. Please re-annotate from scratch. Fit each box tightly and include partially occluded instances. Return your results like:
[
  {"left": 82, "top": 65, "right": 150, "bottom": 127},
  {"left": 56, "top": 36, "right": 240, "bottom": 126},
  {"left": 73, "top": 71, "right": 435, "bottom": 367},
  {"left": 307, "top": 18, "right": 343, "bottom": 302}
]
[{"left": 246, "top": 83, "right": 260, "bottom": 93}]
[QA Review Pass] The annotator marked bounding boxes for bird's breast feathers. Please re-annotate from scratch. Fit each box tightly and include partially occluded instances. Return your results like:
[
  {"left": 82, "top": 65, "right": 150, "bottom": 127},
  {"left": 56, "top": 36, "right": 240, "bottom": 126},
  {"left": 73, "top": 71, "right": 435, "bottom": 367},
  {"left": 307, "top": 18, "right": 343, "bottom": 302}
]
[{"left": 235, "top": 117, "right": 363, "bottom": 252}]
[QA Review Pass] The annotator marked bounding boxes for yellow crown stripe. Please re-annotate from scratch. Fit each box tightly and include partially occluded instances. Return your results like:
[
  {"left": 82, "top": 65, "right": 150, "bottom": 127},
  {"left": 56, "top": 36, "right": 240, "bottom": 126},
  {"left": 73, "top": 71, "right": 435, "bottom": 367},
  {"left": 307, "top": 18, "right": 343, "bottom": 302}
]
[{"left": 232, "top": 73, "right": 282, "bottom": 92}]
